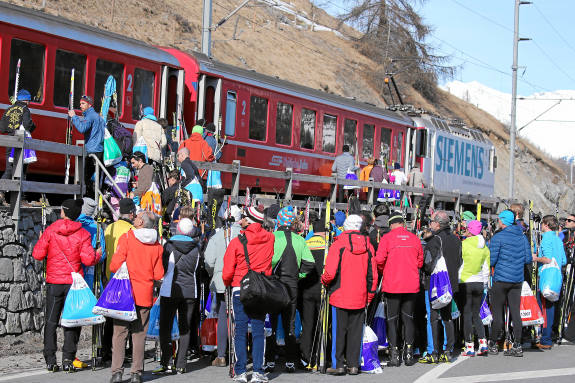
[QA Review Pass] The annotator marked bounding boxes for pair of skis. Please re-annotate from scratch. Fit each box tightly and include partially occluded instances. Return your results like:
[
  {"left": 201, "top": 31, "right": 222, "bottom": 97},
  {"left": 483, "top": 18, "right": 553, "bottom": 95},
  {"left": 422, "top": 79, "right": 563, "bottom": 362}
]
[
  {"left": 314, "top": 201, "right": 331, "bottom": 373},
  {"left": 92, "top": 194, "right": 104, "bottom": 369}
]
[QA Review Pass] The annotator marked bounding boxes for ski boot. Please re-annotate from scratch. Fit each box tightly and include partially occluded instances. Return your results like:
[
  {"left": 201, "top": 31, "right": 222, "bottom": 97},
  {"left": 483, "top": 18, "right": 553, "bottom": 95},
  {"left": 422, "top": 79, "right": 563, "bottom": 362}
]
[
  {"left": 439, "top": 352, "right": 456, "bottom": 363},
  {"left": 461, "top": 342, "right": 476, "bottom": 357},
  {"left": 46, "top": 364, "right": 60, "bottom": 372},
  {"left": 418, "top": 352, "right": 437, "bottom": 364},
  {"left": 504, "top": 342, "right": 523, "bottom": 357},
  {"left": 404, "top": 344, "right": 416, "bottom": 366},
  {"left": 388, "top": 346, "right": 401, "bottom": 367},
  {"left": 62, "top": 360, "right": 76, "bottom": 373},
  {"left": 477, "top": 339, "right": 488, "bottom": 356}
]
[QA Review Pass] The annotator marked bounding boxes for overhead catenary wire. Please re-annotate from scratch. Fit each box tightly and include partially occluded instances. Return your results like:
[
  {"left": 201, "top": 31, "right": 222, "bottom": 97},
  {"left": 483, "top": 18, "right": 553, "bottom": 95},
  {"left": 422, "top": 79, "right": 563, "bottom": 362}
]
[{"left": 533, "top": 3, "right": 575, "bottom": 57}]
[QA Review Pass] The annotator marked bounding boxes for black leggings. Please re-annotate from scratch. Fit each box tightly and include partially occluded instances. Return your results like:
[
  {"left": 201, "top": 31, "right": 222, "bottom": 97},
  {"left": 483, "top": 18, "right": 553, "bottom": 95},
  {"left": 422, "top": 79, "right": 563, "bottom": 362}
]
[
  {"left": 460, "top": 282, "right": 486, "bottom": 342},
  {"left": 385, "top": 292, "right": 416, "bottom": 347},
  {"left": 489, "top": 281, "right": 522, "bottom": 343},
  {"left": 159, "top": 297, "right": 198, "bottom": 369},
  {"left": 430, "top": 304, "right": 454, "bottom": 354}
]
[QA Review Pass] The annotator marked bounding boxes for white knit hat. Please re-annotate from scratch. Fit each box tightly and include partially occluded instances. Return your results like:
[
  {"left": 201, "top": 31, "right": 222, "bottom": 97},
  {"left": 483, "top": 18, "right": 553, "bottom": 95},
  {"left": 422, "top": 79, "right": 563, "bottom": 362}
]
[
  {"left": 177, "top": 218, "right": 196, "bottom": 236},
  {"left": 343, "top": 214, "right": 363, "bottom": 231}
]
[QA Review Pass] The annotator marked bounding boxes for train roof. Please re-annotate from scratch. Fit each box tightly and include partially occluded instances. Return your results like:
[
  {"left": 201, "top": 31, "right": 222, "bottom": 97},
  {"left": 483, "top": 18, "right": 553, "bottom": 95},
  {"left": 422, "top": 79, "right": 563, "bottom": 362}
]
[
  {"left": 191, "top": 53, "right": 412, "bottom": 126},
  {"left": 0, "top": 2, "right": 180, "bottom": 67}
]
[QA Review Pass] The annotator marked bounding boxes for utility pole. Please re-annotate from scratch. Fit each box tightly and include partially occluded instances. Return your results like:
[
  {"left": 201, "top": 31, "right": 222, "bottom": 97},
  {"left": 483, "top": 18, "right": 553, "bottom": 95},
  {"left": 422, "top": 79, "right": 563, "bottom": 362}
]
[
  {"left": 509, "top": 0, "right": 531, "bottom": 198},
  {"left": 202, "top": 0, "right": 213, "bottom": 57}
]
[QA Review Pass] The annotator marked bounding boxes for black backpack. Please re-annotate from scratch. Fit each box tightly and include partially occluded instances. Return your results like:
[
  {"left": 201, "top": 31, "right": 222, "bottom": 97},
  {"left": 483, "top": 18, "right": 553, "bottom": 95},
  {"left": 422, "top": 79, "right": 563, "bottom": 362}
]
[
  {"left": 107, "top": 119, "right": 133, "bottom": 158},
  {"left": 238, "top": 234, "right": 290, "bottom": 317}
]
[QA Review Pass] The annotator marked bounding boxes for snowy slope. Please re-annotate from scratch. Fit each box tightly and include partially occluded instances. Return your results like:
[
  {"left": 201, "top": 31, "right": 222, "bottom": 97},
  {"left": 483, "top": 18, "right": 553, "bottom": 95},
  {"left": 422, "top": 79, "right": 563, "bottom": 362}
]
[{"left": 442, "top": 81, "right": 575, "bottom": 158}]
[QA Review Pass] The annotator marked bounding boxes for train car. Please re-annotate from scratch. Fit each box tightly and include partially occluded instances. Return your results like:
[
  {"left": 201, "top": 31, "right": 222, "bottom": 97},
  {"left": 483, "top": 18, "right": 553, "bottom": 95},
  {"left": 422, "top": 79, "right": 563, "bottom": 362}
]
[
  {"left": 0, "top": 2, "right": 187, "bottom": 177},
  {"left": 404, "top": 110, "right": 496, "bottom": 198}
]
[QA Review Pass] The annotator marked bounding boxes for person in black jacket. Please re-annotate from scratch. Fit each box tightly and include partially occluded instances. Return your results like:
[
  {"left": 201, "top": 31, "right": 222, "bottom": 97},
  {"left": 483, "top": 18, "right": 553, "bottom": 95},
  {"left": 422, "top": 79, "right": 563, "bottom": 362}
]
[
  {"left": 423, "top": 210, "right": 462, "bottom": 363},
  {"left": 155, "top": 218, "right": 202, "bottom": 374},
  {"left": 161, "top": 169, "right": 181, "bottom": 223}
]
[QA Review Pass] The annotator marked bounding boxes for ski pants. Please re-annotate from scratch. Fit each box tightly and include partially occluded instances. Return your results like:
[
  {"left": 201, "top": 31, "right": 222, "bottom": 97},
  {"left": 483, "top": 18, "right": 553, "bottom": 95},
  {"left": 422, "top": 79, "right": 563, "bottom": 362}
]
[
  {"left": 266, "top": 282, "right": 299, "bottom": 364},
  {"left": 430, "top": 304, "right": 454, "bottom": 354},
  {"left": 233, "top": 290, "right": 265, "bottom": 375},
  {"left": 43, "top": 283, "right": 81, "bottom": 365},
  {"left": 538, "top": 293, "right": 555, "bottom": 346},
  {"left": 385, "top": 292, "right": 416, "bottom": 347},
  {"left": 215, "top": 293, "right": 228, "bottom": 358},
  {"left": 111, "top": 306, "right": 150, "bottom": 375},
  {"left": 489, "top": 281, "right": 522, "bottom": 343},
  {"left": 159, "top": 297, "right": 197, "bottom": 369},
  {"left": 331, "top": 307, "right": 364, "bottom": 369},
  {"left": 460, "top": 282, "right": 486, "bottom": 342},
  {"left": 299, "top": 287, "right": 321, "bottom": 364}
]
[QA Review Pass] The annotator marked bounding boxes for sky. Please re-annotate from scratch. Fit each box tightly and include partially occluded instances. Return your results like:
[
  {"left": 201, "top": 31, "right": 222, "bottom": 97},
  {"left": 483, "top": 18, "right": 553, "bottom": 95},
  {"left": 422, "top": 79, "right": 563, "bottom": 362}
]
[{"left": 323, "top": 0, "right": 575, "bottom": 96}]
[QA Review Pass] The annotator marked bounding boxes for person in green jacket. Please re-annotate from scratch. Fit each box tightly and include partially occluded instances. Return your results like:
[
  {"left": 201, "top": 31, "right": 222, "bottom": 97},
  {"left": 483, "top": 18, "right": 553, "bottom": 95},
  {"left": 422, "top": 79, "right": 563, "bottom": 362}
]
[
  {"left": 265, "top": 206, "right": 315, "bottom": 373},
  {"left": 459, "top": 220, "right": 490, "bottom": 356}
]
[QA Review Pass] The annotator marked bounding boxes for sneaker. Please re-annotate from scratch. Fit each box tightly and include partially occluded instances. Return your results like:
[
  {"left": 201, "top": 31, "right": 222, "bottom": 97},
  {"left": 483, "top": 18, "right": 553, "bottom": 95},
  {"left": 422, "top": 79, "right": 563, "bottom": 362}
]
[
  {"left": 62, "top": 360, "right": 76, "bottom": 373},
  {"left": 152, "top": 365, "right": 171, "bottom": 374},
  {"left": 487, "top": 340, "right": 499, "bottom": 355},
  {"left": 175, "top": 367, "right": 186, "bottom": 374},
  {"left": 504, "top": 343, "right": 523, "bottom": 357},
  {"left": 418, "top": 353, "right": 437, "bottom": 364},
  {"left": 477, "top": 339, "right": 488, "bottom": 356},
  {"left": 285, "top": 362, "right": 295, "bottom": 373},
  {"left": 404, "top": 344, "right": 416, "bottom": 366},
  {"left": 233, "top": 372, "right": 248, "bottom": 383},
  {"left": 130, "top": 372, "right": 142, "bottom": 383},
  {"left": 536, "top": 343, "right": 552, "bottom": 350},
  {"left": 46, "top": 364, "right": 60, "bottom": 372},
  {"left": 73, "top": 358, "right": 88, "bottom": 369},
  {"left": 251, "top": 372, "right": 269, "bottom": 383},
  {"left": 212, "top": 357, "right": 227, "bottom": 367},
  {"left": 461, "top": 342, "right": 475, "bottom": 357},
  {"left": 263, "top": 362, "right": 275, "bottom": 373},
  {"left": 439, "top": 353, "right": 455, "bottom": 363},
  {"left": 110, "top": 372, "right": 123, "bottom": 383}
]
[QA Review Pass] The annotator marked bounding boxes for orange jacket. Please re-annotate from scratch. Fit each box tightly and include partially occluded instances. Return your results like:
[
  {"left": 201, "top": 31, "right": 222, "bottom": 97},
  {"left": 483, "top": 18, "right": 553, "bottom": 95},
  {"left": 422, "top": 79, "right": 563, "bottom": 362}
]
[
  {"left": 182, "top": 133, "right": 215, "bottom": 162},
  {"left": 110, "top": 229, "right": 164, "bottom": 307},
  {"left": 360, "top": 164, "right": 374, "bottom": 192}
]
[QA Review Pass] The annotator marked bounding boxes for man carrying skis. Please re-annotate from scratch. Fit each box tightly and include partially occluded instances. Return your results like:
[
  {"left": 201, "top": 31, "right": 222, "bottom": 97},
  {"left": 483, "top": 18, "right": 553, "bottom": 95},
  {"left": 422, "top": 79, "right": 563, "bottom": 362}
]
[
  {"left": 32, "top": 199, "right": 100, "bottom": 373},
  {"left": 265, "top": 206, "right": 316, "bottom": 373},
  {"left": 68, "top": 95, "right": 105, "bottom": 197}
]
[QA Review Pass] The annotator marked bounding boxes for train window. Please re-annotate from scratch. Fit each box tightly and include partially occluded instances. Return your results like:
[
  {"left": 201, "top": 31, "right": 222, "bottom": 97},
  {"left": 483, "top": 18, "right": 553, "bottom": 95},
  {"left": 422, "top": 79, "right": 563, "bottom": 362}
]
[
  {"left": 275, "top": 102, "right": 293, "bottom": 146},
  {"left": 9, "top": 39, "right": 45, "bottom": 103},
  {"left": 249, "top": 96, "right": 268, "bottom": 141},
  {"left": 300, "top": 108, "right": 316, "bottom": 149},
  {"left": 132, "top": 68, "right": 155, "bottom": 120},
  {"left": 380, "top": 127, "right": 392, "bottom": 163},
  {"left": 362, "top": 124, "right": 375, "bottom": 158},
  {"left": 393, "top": 131, "right": 404, "bottom": 163},
  {"left": 225, "top": 91, "right": 237, "bottom": 136},
  {"left": 344, "top": 119, "right": 357, "bottom": 155},
  {"left": 53, "top": 50, "right": 86, "bottom": 108},
  {"left": 322, "top": 114, "right": 337, "bottom": 153},
  {"left": 94, "top": 59, "right": 123, "bottom": 116}
]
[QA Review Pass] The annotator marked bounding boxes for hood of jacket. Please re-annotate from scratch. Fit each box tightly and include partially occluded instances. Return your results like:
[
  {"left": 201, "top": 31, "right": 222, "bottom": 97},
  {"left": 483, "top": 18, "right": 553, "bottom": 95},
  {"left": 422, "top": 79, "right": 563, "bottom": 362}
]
[
  {"left": 339, "top": 230, "right": 370, "bottom": 255},
  {"left": 76, "top": 214, "right": 95, "bottom": 226},
  {"left": 189, "top": 133, "right": 203, "bottom": 142},
  {"left": 53, "top": 219, "right": 84, "bottom": 236},
  {"left": 502, "top": 224, "right": 525, "bottom": 238},
  {"left": 168, "top": 235, "right": 198, "bottom": 253},
  {"left": 133, "top": 228, "right": 158, "bottom": 244},
  {"left": 464, "top": 234, "right": 486, "bottom": 249},
  {"left": 243, "top": 223, "right": 270, "bottom": 245}
]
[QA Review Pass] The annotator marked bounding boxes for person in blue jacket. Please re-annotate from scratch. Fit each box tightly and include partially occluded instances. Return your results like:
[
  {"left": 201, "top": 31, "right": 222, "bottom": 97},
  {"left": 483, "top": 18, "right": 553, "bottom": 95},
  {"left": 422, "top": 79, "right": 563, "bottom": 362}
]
[
  {"left": 487, "top": 209, "right": 531, "bottom": 357},
  {"left": 76, "top": 197, "right": 106, "bottom": 291},
  {"left": 68, "top": 95, "right": 105, "bottom": 196},
  {"left": 533, "top": 215, "right": 567, "bottom": 349}
]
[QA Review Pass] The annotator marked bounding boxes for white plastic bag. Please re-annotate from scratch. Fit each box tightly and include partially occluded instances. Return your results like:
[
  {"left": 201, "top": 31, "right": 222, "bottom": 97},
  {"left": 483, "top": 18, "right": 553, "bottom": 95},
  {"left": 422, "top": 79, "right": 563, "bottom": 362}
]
[{"left": 60, "top": 272, "right": 105, "bottom": 327}]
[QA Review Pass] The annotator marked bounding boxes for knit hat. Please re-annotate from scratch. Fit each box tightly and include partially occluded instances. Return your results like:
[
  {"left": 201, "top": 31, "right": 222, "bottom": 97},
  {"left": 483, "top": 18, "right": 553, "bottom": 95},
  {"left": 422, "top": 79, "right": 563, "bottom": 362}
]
[
  {"left": 245, "top": 205, "right": 264, "bottom": 223},
  {"left": 192, "top": 125, "right": 204, "bottom": 135},
  {"left": 80, "top": 95, "right": 93, "bottom": 105},
  {"left": 277, "top": 206, "right": 296, "bottom": 227},
  {"left": 467, "top": 220, "right": 483, "bottom": 236},
  {"left": 119, "top": 198, "right": 136, "bottom": 214},
  {"left": 142, "top": 106, "right": 157, "bottom": 121},
  {"left": 62, "top": 199, "right": 83, "bottom": 221},
  {"left": 81, "top": 197, "right": 97, "bottom": 217},
  {"left": 462, "top": 211, "right": 476, "bottom": 222},
  {"left": 265, "top": 204, "right": 282, "bottom": 220},
  {"left": 343, "top": 214, "right": 363, "bottom": 232},
  {"left": 388, "top": 212, "right": 404, "bottom": 226},
  {"left": 16, "top": 89, "right": 31, "bottom": 101},
  {"left": 394, "top": 162, "right": 401, "bottom": 170},
  {"left": 499, "top": 210, "right": 515, "bottom": 226},
  {"left": 334, "top": 211, "right": 346, "bottom": 226},
  {"left": 177, "top": 218, "right": 196, "bottom": 236},
  {"left": 374, "top": 215, "right": 389, "bottom": 228}
]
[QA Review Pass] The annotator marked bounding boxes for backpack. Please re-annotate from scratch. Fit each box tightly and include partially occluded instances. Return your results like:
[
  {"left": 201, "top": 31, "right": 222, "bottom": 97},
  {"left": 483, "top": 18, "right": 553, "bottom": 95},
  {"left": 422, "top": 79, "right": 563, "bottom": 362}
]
[{"left": 107, "top": 119, "right": 133, "bottom": 158}]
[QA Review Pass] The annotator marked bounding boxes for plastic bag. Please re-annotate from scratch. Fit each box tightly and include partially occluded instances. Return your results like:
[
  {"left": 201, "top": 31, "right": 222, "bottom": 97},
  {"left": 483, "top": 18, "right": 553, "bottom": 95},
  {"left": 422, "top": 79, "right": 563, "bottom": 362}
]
[
  {"left": 207, "top": 170, "right": 222, "bottom": 189},
  {"left": 371, "top": 301, "right": 388, "bottom": 348},
  {"left": 480, "top": 296, "right": 493, "bottom": 325},
  {"left": 451, "top": 299, "right": 460, "bottom": 320},
  {"left": 133, "top": 136, "right": 148, "bottom": 161},
  {"left": 146, "top": 297, "right": 180, "bottom": 341},
  {"left": 361, "top": 326, "right": 383, "bottom": 374},
  {"left": 93, "top": 262, "right": 137, "bottom": 321},
  {"left": 201, "top": 318, "right": 218, "bottom": 351},
  {"left": 520, "top": 281, "right": 544, "bottom": 326},
  {"left": 103, "top": 128, "right": 122, "bottom": 166},
  {"left": 539, "top": 258, "right": 562, "bottom": 302},
  {"left": 343, "top": 168, "right": 359, "bottom": 190},
  {"left": 184, "top": 178, "right": 204, "bottom": 202},
  {"left": 141, "top": 182, "right": 162, "bottom": 214},
  {"left": 61, "top": 272, "right": 105, "bottom": 327},
  {"left": 9, "top": 131, "right": 37, "bottom": 164},
  {"left": 429, "top": 256, "right": 453, "bottom": 309}
]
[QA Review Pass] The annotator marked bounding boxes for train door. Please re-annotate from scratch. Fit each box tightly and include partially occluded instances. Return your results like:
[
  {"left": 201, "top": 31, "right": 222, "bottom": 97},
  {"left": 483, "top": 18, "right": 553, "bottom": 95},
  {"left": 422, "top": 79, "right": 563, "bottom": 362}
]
[
  {"left": 197, "top": 75, "right": 222, "bottom": 132},
  {"left": 159, "top": 66, "right": 184, "bottom": 131}
]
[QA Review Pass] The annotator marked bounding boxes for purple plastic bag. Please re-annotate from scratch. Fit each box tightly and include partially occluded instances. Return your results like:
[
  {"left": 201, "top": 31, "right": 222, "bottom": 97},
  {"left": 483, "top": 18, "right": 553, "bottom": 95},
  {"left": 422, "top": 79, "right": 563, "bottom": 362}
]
[
  {"left": 371, "top": 301, "right": 388, "bottom": 348},
  {"left": 480, "top": 296, "right": 493, "bottom": 325},
  {"left": 92, "top": 262, "right": 137, "bottom": 321},
  {"left": 429, "top": 256, "right": 452, "bottom": 310}
]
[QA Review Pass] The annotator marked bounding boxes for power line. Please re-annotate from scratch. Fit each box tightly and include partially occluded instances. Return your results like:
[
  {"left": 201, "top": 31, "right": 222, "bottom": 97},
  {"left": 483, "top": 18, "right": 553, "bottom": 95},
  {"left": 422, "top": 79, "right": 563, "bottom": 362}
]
[
  {"left": 530, "top": 40, "right": 575, "bottom": 85},
  {"left": 533, "top": 3, "right": 575, "bottom": 56},
  {"left": 449, "top": 0, "right": 513, "bottom": 34}
]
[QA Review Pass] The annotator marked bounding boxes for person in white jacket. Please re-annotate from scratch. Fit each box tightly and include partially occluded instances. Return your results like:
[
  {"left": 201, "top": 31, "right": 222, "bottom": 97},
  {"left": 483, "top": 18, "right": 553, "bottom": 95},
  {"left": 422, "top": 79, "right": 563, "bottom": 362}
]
[
  {"left": 132, "top": 107, "right": 167, "bottom": 164},
  {"left": 458, "top": 220, "right": 490, "bottom": 356}
]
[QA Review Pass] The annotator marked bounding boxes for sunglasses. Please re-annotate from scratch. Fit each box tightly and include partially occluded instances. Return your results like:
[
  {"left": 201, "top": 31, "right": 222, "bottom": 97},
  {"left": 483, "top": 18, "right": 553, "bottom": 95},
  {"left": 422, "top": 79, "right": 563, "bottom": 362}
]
[{"left": 567, "top": 219, "right": 575, "bottom": 223}]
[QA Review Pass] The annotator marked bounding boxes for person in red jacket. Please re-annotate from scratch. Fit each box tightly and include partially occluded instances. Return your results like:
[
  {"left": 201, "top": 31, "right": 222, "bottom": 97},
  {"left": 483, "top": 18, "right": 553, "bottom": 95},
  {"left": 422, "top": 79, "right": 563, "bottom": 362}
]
[
  {"left": 181, "top": 124, "right": 215, "bottom": 163},
  {"left": 109, "top": 211, "right": 164, "bottom": 383},
  {"left": 32, "top": 199, "right": 100, "bottom": 373},
  {"left": 222, "top": 205, "right": 273, "bottom": 383},
  {"left": 376, "top": 212, "right": 423, "bottom": 367},
  {"left": 321, "top": 214, "right": 378, "bottom": 376}
]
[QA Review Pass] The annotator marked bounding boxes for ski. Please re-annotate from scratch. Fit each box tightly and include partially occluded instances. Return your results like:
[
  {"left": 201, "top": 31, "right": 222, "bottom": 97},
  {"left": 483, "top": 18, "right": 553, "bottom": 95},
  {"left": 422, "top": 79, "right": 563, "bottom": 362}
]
[
  {"left": 92, "top": 193, "right": 104, "bottom": 369},
  {"left": 12, "top": 58, "right": 21, "bottom": 104},
  {"left": 304, "top": 197, "right": 310, "bottom": 234},
  {"left": 64, "top": 68, "right": 75, "bottom": 185},
  {"left": 317, "top": 201, "right": 331, "bottom": 373}
]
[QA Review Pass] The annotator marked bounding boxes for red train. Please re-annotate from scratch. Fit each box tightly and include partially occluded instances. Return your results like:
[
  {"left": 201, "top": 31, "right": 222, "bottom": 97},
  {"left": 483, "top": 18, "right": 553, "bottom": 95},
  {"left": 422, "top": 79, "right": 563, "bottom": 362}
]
[{"left": 0, "top": 3, "right": 415, "bottom": 197}]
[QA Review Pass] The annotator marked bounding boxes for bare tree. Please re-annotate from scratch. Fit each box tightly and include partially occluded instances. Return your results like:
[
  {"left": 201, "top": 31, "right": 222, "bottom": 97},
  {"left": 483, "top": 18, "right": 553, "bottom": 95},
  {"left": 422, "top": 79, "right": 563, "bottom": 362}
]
[{"left": 339, "top": 0, "right": 455, "bottom": 102}]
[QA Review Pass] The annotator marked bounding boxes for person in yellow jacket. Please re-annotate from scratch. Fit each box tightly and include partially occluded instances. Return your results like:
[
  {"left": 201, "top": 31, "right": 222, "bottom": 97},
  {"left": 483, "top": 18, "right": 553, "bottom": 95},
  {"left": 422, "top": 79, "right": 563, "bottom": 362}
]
[{"left": 459, "top": 220, "right": 490, "bottom": 357}]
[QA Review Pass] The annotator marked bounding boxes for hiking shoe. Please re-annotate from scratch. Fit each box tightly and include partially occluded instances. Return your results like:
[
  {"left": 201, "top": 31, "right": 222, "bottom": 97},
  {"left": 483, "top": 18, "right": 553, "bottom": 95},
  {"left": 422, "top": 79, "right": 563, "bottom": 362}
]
[
  {"left": 285, "top": 362, "right": 295, "bottom": 373},
  {"left": 263, "top": 362, "right": 275, "bottom": 373},
  {"left": 418, "top": 353, "right": 437, "bottom": 364},
  {"left": 152, "top": 365, "right": 171, "bottom": 374},
  {"left": 110, "top": 372, "right": 123, "bottom": 383},
  {"left": 504, "top": 343, "right": 523, "bottom": 357},
  {"left": 347, "top": 367, "right": 359, "bottom": 375},
  {"left": 233, "top": 372, "right": 248, "bottom": 383},
  {"left": 62, "top": 360, "right": 76, "bottom": 373},
  {"left": 46, "top": 364, "right": 60, "bottom": 372},
  {"left": 130, "top": 372, "right": 142, "bottom": 383},
  {"left": 536, "top": 343, "right": 552, "bottom": 350},
  {"left": 175, "top": 367, "right": 186, "bottom": 374},
  {"left": 404, "top": 344, "right": 416, "bottom": 366},
  {"left": 326, "top": 367, "right": 346, "bottom": 375},
  {"left": 477, "top": 339, "right": 488, "bottom": 356},
  {"left": 461, "top": 341, "right": 475, "bottom": 357},
  {"left": 488, "top": 340, "right": 499, "bottom": 355},
  {"left": 251, "top": 372, "right": 269, "bottom": 382},
  {"left": 388, "top": 346, "right": 401, "bottom": 367},
  {"left": 212, "top": 357, "right": 227, "bottom": 367}
]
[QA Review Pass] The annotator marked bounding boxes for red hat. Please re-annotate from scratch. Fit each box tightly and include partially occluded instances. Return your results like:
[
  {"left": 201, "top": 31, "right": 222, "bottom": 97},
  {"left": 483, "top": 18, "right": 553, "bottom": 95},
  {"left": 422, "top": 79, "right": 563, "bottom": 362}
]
[{"left": 245, "top": 205, "right": 264, "bottom": 223}]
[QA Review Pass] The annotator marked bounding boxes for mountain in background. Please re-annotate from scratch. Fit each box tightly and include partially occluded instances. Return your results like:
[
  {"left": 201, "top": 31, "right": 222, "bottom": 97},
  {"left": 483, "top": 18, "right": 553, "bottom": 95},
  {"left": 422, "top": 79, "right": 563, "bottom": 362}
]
[{"left": 442, "top": 80, "right": 575, "bottom": 159}]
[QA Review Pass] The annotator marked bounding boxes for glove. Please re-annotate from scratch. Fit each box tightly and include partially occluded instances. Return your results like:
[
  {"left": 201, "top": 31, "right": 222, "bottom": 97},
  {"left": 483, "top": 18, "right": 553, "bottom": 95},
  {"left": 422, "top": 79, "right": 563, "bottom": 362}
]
[{"left": 133, "top": 195, "right": 140, "bottom": 206}]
